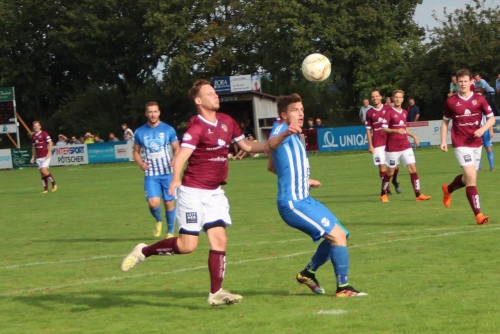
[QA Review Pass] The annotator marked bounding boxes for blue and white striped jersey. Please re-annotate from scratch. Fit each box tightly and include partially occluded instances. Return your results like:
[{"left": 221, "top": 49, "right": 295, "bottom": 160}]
[
  {"left": 134, "top": 122, "right": 178, "bottom": 176},
  {"left": 270, "top": 122, "right": 310, "bottom": 202}
]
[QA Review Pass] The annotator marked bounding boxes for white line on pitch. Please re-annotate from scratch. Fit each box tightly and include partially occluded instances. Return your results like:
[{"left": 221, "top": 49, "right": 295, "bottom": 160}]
[
  {"left": 0, "top": 225, "right": 490, "bottom": 270},
  {"left": 2, "top": 226, "right": 499, "bottom": 296}
]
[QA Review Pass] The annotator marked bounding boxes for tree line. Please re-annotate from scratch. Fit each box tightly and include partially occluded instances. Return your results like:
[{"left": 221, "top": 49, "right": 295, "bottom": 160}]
[{"left": 1, "top": 0, "right": 499, "bottom": 146}]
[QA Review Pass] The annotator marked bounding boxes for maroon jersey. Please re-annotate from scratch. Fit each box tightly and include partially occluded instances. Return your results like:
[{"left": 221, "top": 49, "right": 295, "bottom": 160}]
[
  {"left": 382, "top": 107, "right": 411, "bottom": 152},
  {"left": 444, "top": 93, "right": 493, "bottom": 148},
  {"left": 32, "top": 131, "right": 51, "bottom": 158},
  {"left": 181, "top": 113, "right": 245, "bottom": 189},
  {"left": 365, "top": 105, "right": 391, "bottom": 148}
]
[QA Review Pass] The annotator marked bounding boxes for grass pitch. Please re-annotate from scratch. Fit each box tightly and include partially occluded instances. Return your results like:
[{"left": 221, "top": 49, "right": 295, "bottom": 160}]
[{"left": 1, "top": 147, "right": 499, "bottom": 333}]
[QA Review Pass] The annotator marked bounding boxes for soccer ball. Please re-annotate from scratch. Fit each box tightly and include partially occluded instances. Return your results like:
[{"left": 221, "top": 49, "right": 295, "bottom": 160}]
[{"left": 301, "top": 53, "right": 331, "bottom": 82}]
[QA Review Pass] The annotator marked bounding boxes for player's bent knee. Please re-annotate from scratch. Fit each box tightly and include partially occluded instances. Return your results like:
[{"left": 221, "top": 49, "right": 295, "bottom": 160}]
[
  {"left": 148, "top": 197, "right": 161, "bottom": 208},
  {"left": 177, "top": 231, "right": 200, "bottom": 253}
]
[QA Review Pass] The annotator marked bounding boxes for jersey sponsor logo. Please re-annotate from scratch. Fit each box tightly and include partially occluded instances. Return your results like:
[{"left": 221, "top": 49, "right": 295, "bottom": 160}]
[
  {"left": 221, "top": 123, "right": 228, "bottom": 132},
  {"left": 456, "top": 102, "right": 461, "bottom": 106},
  {"left": 217, "top": 139, "right": 226, "bottom": 147},
  {"left": 186, "top": 212, "right": 197, "bottom": 224},
  {"left": 321, "top": 217, "right": 330, "bottom": 227},
  {"left": 148, "top": 140, "right": 160, "bottom": 152},
  {"left": 463, "top": 154, "right": 472, "bottom": 162},
  {"left": 208, "top": 156, "right": 227, "bottom": 162},
  {"left": 472, "top": 100, "right": 477, "bottom": 105},
  {"left": 389, "top": 159, "right": 396, "bottom": 166},
  {"left": 375, "top": 157, "right": 380, "bottom": 163},
  {"left": 399, "top": 120, "right": 404, "bottom": 125},
  {"left": 322, "top": 132, "right": 338, "bottom": 148},
  {"left": 183, "top": 133, "right": 192, "bottom": 141},
  {"left": 464, "top": 109, "right": 471, "bottom": 116},
  {"left": 207, "top": 128, "right": 213, "bottom": 134},
  {"left": 457, "top": 121, "right": 479, "bottom": 127},
  {"left": 159, "top": 132, "right": 165, "bottom": 139}
]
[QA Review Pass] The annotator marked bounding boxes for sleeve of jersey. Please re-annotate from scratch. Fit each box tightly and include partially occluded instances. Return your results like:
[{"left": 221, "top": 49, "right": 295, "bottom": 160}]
[
  {"left": 134, "top": 129, "right": 141, "bottom": 145},
  {"left": 443, "top": 101, "right": 452, "bottom": 120},
  {"left": 168, "top": 127, "right": 178, "bottom": 143},
  {"left": 269, "top": 121, "right": 291, "bottom": 144},
  {"left": 365, "top": 111, "right": 372, "bottom": 129},
  {"left": 481, "top": 96, "right": 494, "bottom": 117},
  {"left": 45, "top": 132, "right": 52, "bottom": 143},
  {"left": 181, "top": 123, "right": 202, "bottom": 150},
  {"left": 231, "top": 118, "right": 245, "bottom": 143},
  {"left": 381, "top": 111, "right": 390, "bottom": 128}
]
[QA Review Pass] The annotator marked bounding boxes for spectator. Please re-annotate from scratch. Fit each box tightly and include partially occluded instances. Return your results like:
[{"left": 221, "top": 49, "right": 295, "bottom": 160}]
[
  {"left": 385, "top": 96, "right": 393, "bottom": 106},
  {"left": 306, "top": 117, "right": 315, "bottom": 129},
  {"left": 474, "top": 73, "right": 500, "bottom": 116},
  {"left": 314, "top": 118, "right": 325, "bottom": 128},
  {"left": 122, "top": 123, "right": 134, "bottom": 141},
  {"left": 78, "top": 136, "right": 85, "bottom": 144},
  {"left": 407, "top": 98, "right": 420, "bottom": 122},
  {"left": 359, "top": 98, "right": 371, "bottom": 124},
  {"left": 239, "top": 120, "right": 253, "bottom": 137},
  {"left": 84, "top": 132, "right": 94, "bottom": 144},
  {"left": 56, "top": 134, "right": 68, "bottom": 146},
  {"left": 109, "top": 132, "right": 119, "bottom": 142},
  {"left": 232, "top": 134, "right": 260, "bottom": 160},
  {"left": 448, "top": 75, "right": 459, "bottom": 97},
  {"left": 70, "top": 136, "right": 81, "bottom": 144},
  {"left": 496, "top": 73, "right": 500, "bottom": 93},
  {"left": 94, "top": 134, "right": 104, "bottom": 143}
]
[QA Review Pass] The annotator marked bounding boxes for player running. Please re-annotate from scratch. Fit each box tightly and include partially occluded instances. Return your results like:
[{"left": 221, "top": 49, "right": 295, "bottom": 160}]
[
  {"left": 440, "top": 69, "right": 495, "bottom": 225},
  {"left": 365, "top": 90, "right": 400, "bottom": 196},
  {"left": 30, "top": 121, "right": 57, "bottom": 193},
  {"left": 380, "top": 90, "right": 431, "bottom": 202},
  {"left": 133, "top": 101, "right": 180, "bottom": 238},
  {"left": 121, "top": 79, "right": 268, "bottom": 306},
  {"left": 267, "top": 93, "right": 367, "bottom": 298}
]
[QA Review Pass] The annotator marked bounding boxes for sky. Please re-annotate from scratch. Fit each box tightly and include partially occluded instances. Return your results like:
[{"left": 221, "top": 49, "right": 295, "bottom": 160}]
[{"left": 414, "top": 0, "right": 500, "bottom": 35}]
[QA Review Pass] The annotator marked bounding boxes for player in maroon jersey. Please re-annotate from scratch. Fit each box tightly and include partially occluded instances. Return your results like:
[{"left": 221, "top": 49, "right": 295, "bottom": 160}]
[
  {"left": 121, "top": 79, "right": 268, "bottom": 306},
  {"left": 440, "top": 69, "right": 495, "bottom": 225},
  {"left": 29, "top": 121, "right": 57, "bottom": 193},
  {"left": 365, "top": 90, "right": 400, "bottom": 196},
  {"left": 379, "top": 90, "right": 431, "bottom": 202}
]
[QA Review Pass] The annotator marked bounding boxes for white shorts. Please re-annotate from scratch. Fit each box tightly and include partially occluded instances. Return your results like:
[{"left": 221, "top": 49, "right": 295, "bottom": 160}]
[
  {"left": 36, "top": 157, "right": 51, "bottom": 169},
  {"left": 176, "top": 185, "right": 232, "bottom": 234},
  {"left": 372, "top": 146, "right": 386, "bottom": 166},
  {"left": 454, "top": 146, "right": 482, "bottom": 170},
  {"left": 386, "top": 148, "right": 416, "bottom": 168}
]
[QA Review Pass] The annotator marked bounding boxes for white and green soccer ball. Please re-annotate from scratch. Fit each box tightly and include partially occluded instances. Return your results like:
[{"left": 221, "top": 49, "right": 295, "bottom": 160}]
[{"left": 301, "top": 53, "right": 331, "bottom": 83}]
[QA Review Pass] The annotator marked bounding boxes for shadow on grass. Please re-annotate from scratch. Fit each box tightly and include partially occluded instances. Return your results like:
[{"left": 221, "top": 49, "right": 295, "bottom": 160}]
[{"left": 3, "top": 288, "right": 293, "bottom": 311}]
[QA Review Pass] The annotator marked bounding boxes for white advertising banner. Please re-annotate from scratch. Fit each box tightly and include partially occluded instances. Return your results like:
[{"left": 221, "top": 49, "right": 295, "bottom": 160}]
[
  {"left": 0, "top": 149, "right": 13, "bottom": 169},
  {"left": 114, "top": 144, "right": 130, "bottom": 160},
  {"left": 50, "top": 144, "right": 89, "bottom": 166}
]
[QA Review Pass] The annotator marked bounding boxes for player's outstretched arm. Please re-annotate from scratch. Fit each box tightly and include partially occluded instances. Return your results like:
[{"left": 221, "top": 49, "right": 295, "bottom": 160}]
[
  {"left": 237, "top": 139, "right": 267, "bottom": 153},
  {"left": 267, "top": 123, "right": 302, "bottom": 152}
]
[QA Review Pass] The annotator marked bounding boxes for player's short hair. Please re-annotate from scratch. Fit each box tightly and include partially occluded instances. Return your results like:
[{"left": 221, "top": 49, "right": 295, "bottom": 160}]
[
  {"left": 456, "top": 69, "right": 472, "bottom": 79},
  {"left": 33, "top": 120, "right": 40, "bottom": 125},
  {"left": 145, "top": 101, "right": 159, "bottom": 110},
  {"left": 188, "top": 79, "right": 211, "bottom": 104},
  {"left": 392, "top": 89, "right": 405, "bottom": 97},
  {"left": 276, "top": 93, "right": 302, "bottom": 115},
  {"left": 370, "top": 89, "right": 381, "bottom": 96}
]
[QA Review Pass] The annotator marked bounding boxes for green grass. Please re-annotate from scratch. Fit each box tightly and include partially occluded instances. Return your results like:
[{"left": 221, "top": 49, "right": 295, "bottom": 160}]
[{"left": 1, "top": 147, "right": 499, "bottom": 333}]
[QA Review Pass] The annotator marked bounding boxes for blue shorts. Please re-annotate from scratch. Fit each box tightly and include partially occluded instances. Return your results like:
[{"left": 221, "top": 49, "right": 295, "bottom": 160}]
[
  {"left": 277, "top": 196, "right": 349, "bottom": 242},
  {"left": 144, "top": 174, "right": 175, "bottom": 201},
  {"left": 482, "top": 131, "right": 492, "bottom": 148}
]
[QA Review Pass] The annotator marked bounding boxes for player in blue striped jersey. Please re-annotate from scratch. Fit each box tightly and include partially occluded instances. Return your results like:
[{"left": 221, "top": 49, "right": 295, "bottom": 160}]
[
  {"left": 267, "top": 93, "right": 367, "bottom": 297},
  {"left": 134, "top": 101, "right": 180, "bottom": 238}
]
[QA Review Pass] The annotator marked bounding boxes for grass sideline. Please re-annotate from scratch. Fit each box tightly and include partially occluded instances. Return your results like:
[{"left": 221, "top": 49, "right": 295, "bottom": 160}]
[{"left": 1, "top": 146, "right": 499, "bottom": 333}]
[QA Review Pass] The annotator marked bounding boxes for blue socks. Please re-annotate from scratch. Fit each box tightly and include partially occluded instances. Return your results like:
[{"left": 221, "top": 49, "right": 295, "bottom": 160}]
[
  {"left": 166, "top": 208, "right": 176, "bottom": 235},
  {"left": 330, "top": 246, "right": 349, "bottom": 286},
  {"left": 306, "top": 240, "right": 331, "bottom": 272},
  {"left": 149, "top": 206, "right": 162, "bottom": 222},
  {"left": 487, "top": 150, "right": 494, "bottom": 169}
]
